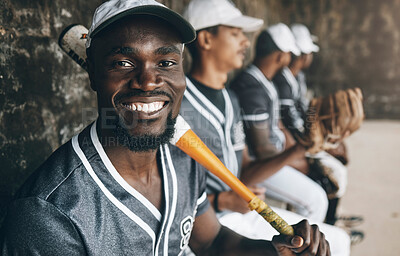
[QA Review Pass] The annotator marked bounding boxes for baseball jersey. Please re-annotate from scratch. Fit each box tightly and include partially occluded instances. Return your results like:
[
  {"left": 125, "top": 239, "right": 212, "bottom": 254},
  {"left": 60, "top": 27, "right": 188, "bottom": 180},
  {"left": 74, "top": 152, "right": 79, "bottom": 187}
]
[
  {"left": 230, "top": 65, "right": 286, "bottom": 154},
  {"left": 296, "top": 70, "right": 310, "bottom": 115},
  {"left": 273, "top": 67, "right": 305, "bottom": 135},
  {"left": 1, "top": 121, "right": 209, "bottom": 256},
  {"left": 180, "top": 77, "right": 246, "bottom": 195}
]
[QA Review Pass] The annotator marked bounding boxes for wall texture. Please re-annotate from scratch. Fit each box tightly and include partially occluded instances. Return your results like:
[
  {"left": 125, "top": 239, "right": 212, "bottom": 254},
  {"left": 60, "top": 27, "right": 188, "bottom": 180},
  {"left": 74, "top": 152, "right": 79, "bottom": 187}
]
[
  {"left": 275, "top": 0, "right": 400, "bottom": 119},
  {"left": 1, "top": 0, "right": 399, "bottom": 221}
]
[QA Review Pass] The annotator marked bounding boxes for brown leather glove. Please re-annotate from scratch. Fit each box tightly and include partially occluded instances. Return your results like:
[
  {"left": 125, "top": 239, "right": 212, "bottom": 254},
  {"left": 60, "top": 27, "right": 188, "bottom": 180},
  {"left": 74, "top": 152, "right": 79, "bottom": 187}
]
[{"left": 297, "top": 87, "right": 364, "bottom": 154}]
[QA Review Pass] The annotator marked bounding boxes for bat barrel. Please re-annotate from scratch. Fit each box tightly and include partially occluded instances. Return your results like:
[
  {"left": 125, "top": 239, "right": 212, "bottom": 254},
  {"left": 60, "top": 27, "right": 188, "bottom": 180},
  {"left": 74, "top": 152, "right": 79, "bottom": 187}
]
[{"left": 175, "top": 128, "right": 294, "bottom": 236}]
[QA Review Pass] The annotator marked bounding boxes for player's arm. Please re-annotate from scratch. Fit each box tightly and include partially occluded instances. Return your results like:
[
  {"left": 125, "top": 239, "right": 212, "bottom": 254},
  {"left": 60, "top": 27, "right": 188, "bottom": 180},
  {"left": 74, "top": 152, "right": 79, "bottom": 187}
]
[
  {"left": 189, "top": 206, "right": 277, "bottom": 255},
  {"left": 245, "top": 121, "right": 282, "bottom": 158},
  {"left": 189, "top": 207, "right": 331, "bottom": 255},
  {"left": 240, "top": 141, "right": 306, "bottom": 186},
  {"left": 207, "top": 185, "right": 266, "bottom": 214},
  {"left": 279, "top": 120, "right": 310, "bottom": 174}
]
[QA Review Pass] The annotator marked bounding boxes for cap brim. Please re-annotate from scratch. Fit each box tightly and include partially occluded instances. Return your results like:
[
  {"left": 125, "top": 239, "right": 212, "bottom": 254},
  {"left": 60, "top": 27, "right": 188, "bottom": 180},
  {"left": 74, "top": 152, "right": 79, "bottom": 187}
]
[
  {"left": 222, "top": 15, "right": 264, "bottom": 32},
  {"left": 310, "top": 44, "right": 320, "bottom": 53},
  {"left": 298, "top": 43, "right": 320, "bottom": 54},
  {"left": 91, "top": 5, "right": 196, "bottom": 44}
]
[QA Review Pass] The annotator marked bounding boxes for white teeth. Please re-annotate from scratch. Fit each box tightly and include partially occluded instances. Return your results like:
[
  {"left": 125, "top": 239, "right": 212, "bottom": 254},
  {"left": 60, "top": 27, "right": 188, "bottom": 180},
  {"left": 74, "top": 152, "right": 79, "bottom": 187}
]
[
  {"left": 149, "top": 103, "right": 155, "bottom": 112},
  {"left": 125, "top": 101, "right": 164, "bottom": 113}
]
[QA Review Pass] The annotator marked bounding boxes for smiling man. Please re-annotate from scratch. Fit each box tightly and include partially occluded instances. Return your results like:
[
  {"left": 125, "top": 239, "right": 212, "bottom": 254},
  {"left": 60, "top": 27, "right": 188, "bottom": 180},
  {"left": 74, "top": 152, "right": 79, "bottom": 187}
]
[{"left": 1, "top": 0, "right": 330, "bottom": 255}]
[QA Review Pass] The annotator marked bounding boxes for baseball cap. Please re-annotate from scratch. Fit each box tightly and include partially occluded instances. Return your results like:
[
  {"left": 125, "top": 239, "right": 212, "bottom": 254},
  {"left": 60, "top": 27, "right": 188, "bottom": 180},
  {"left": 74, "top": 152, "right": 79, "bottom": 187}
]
[
  {"left": 266, "top": 23, "right": 301, "bottom": 56},
  {"left": 290, "top": 23, "right": 320, "bottom": 54},
  {"left": 183, "top": 0, "right": 264, "bottom": 32},
  {"left": 86, "top": 0, "right": 196, "bottom": 48}
]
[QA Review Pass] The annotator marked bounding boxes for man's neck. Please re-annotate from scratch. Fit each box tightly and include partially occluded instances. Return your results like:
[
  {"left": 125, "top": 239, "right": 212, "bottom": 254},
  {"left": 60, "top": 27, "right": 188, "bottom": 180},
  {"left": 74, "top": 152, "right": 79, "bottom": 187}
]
[
  {"left": 189, "top": 57, "right": 228, "bottom": 90},
  {"left": 254, "top": 58, "right": 280, "bottom": 80},
  {"left": 97, "top": 123, "right": 159, "bottom": 179},
  {"left": 190, "top": 69, "right": 227, "bottom": 90},
  {"left": 289, "top": 63, "right": 302, "bottom": 77}
]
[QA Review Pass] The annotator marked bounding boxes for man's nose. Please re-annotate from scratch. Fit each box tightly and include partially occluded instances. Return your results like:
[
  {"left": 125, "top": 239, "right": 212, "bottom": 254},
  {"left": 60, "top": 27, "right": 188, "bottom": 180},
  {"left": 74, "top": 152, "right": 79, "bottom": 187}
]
[
  {"left": 130, "top": 65, "right": 163, "bottom": 91},
  {"left": 242, "top": 36, "right": 250, "bottom": 49}
]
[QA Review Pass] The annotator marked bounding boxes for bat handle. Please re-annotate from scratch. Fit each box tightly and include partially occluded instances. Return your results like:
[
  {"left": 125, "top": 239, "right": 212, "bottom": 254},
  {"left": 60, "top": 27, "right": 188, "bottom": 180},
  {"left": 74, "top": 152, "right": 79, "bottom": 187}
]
[{"left": 248, "top": 197, "right": 294, "bottom": 236}]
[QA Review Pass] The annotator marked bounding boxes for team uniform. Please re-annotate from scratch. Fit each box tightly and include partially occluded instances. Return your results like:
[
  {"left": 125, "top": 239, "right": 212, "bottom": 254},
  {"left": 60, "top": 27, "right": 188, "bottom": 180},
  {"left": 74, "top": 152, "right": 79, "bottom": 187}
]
[
  {"left": 296, "top": 70, "right": 311, "bottom": 116},
  {"left": 273, "top": 67, "right": 306, "bottom": 137},
  {"left": 273, "top": 67, "right": 348, "bottom": 199},
  {"left": 230, "top": 65, "right": 328, "bottom": 222},
  {"left": 1, "top": 122, "right": 209, "bottom": 256},
  {"left": 181, "top": 75, "right": 350, "bottom": 256},
  {"left": 180, "top": 76, "right": 246, "bottom": 195}
]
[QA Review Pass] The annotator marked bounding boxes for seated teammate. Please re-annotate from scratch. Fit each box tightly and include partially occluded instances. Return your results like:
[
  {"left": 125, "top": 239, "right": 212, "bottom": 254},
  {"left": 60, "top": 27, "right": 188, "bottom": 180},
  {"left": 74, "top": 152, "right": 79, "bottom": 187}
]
[
  {"left": 0, "top": 0, "right": 331, "bottom": 255},
  {"left": 181, "top": 1, "right": 350, "bottom": 255}
]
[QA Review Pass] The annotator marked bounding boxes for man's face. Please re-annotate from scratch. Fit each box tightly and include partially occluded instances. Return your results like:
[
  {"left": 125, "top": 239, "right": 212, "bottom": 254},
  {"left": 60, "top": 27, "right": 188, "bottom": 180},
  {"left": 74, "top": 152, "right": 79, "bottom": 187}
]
[
  {"left": 281, "top": 52, "right": 292, "bottom": 68},
  {"left": 209, "top": 26, "right": 250, "bottom": 72},
  {"left": 302, "top": 53, "right": 314, "bottom": 69},
  {"left": 88, "top": 16, "right": 186, "bottom": 149}
]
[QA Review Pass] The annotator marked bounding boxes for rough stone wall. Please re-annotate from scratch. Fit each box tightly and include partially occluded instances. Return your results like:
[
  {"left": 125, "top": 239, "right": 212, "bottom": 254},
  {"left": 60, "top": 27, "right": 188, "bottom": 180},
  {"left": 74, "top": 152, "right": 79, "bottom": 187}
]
[
  {"left": 1, "top": 0, "right": 399, "bottom": 222},
  {"left": 0, "top": 0, "right": 102, "bottom": 219}
]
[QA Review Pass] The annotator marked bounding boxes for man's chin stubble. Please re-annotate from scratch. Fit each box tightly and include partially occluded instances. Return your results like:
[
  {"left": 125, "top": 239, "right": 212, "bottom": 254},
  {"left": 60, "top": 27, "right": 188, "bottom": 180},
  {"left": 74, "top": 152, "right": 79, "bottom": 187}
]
[{"left": 113, "top": 113, "right": 176, "bottom": 152}]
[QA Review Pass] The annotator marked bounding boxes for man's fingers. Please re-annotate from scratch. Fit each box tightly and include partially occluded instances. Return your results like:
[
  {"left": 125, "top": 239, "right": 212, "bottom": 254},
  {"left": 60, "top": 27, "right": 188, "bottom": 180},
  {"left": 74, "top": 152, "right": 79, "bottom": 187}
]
[
  {"left": 317, "top": 234, "right": 331, "bottom": 256},
  {"left": 273, "top": 220, "right": 331, "bottom": 255},
  {"left": 304, "top": 225, "right": 320, "bottom": 255},
  {"left": 291, "top": 236, "right": 304, "bottom": 247},
  {"left": 272, "top": 234, "right": 304, "bottom": 250}
]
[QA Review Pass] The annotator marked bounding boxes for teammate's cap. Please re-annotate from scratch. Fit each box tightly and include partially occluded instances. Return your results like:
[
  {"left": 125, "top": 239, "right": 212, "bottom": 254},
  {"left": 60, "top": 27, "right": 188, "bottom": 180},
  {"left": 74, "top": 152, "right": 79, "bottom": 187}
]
[
  {"left": 266, "top": 23, "right": 301, "bottom": 56},
  {"left": 86, "top": 0, "right": 196, "bottom": 48},
  {"left": 290, "top": 23, "right": 320, "bottom": 54},
  {"left": 183, "top": 0, "right": 264, "bottom": 32}
]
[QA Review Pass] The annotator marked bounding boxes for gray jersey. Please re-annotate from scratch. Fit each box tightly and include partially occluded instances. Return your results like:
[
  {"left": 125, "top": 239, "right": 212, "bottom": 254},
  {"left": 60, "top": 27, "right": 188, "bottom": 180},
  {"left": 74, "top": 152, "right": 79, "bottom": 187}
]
[
  {"left": 1, "top": 122, "right": 209, "bottom": 256},
  {"left": 273, "top": 67, "right": 305, "bottom": 135},
  {"left": 180, "top": 77, "right": 246, "bottom": 194},
  {"left": 231, "top": 65, "right": 286, "bottom": 153},
  {"left": 296, "top": 70, "right": 310, "bottom": 115}
]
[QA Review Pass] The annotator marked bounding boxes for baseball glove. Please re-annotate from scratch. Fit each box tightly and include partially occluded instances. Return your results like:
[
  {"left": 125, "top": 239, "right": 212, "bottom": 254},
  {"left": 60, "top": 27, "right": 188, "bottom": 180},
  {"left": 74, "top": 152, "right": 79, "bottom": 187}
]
[{"left": 297, "top": 87, "right": 364, "bottom": 154}]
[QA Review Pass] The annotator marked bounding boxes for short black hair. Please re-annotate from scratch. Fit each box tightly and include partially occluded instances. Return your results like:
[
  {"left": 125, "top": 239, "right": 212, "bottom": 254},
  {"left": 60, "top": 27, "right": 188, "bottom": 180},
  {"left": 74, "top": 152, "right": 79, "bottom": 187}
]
[
  {"left": 186, "top": 25, "right": 220, "bottom": 62},
  {"left": 255, "top": 30, "right": 280, "bottom": 58}
]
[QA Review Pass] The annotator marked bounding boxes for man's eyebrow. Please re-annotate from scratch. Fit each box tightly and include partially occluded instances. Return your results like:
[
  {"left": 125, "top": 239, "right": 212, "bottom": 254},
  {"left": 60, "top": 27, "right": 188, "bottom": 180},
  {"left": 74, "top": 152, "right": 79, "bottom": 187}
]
[
  {"left": 154, "top": 45, "right": 181, "bottom": 55},
  {"left": 107, "top": 47, "right": 139, "bottom": 56}
]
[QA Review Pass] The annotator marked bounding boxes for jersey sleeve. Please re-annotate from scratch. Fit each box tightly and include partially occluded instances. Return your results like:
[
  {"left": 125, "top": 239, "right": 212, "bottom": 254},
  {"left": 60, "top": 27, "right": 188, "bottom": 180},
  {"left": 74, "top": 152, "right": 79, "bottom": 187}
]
[
  {"left": 1, "top": 197, "right": 86, "bottom": 255},
  {"left": 194, "top": 163, "right": 210, "bottom": 217},
  {"left": 273, "top": 72, "right": 305, "bottom": 135},
  {"left": 230, "top": 73, "right": 271, "bottom": 125}
]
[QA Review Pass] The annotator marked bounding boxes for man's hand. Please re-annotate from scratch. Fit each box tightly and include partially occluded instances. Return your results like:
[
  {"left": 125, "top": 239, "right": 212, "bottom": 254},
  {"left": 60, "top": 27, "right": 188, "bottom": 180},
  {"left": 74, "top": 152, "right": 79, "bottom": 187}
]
[
  {"left": 272, "top": 220, "right": 330, "bottom": 256},
  {"left": 291, "top": 143, "right": 307, "bottom": 160},
  {"left": 219, "top": 186, "right": 266, "bottom": 214}
]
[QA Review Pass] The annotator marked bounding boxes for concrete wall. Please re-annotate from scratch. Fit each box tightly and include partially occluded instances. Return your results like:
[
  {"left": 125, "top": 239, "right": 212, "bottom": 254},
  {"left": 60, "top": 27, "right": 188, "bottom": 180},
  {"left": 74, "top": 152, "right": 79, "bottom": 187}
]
[{"left": 1, "top": 0, "right": 399, "bottom": 221}]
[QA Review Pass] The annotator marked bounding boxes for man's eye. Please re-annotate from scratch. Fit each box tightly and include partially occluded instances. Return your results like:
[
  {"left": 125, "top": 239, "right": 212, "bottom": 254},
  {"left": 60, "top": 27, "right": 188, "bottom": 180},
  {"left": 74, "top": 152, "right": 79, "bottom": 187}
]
[
  {"left": 116, "top": 61, "right": 133, "bottom": 67},
  {"left": 158, "top": 61, "right": 175, "bottom": 67}
]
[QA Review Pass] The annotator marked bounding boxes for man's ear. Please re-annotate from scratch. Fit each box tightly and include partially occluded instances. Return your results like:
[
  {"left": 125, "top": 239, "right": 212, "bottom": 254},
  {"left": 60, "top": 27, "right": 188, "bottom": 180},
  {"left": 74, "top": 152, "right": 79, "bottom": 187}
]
[
  {"left": 86, "top": 56, "right": 97, "bottom": 92},
  {"left": 275, "top": 51, "right": 285, "bottom": 64},
  {"left": 196, "top": 30, "right": 213, "bottom": 51}
]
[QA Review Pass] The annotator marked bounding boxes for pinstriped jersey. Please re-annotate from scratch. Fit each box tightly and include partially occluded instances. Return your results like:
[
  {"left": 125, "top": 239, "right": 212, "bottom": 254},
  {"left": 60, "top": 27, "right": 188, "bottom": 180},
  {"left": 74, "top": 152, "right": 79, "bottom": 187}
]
[
  {"left": 1, "top": 122, "right": 209, "bottom": 256},
  {"left": 230, "top": 65, "right": 286, "bottom": 154},
  {"left": 296, "top": 70, "right": 311, "bottom": 115},
  {"left": 180, "top": 77, "right": 246, "bottom": 195},
  {"left": 273, "top": 67, "right": 305, "bottom": 134}
]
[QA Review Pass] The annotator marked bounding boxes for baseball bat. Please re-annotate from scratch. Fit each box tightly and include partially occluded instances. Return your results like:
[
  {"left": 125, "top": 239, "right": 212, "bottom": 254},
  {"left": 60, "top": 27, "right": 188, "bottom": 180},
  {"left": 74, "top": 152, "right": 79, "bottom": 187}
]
[{"left": 58, "top": 24, "right": 294, "bottom": 236}]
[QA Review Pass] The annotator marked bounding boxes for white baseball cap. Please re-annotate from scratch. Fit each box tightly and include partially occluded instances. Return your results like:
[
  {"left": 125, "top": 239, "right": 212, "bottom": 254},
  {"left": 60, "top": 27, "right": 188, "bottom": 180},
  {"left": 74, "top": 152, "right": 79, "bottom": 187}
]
[
  {"left": 290, "top": 23, "right": 320, "bottom": 54},
  {"left": 267, "top": 23, "right": 301, "bottom": 56},
  {"left": 86, "top": 0, "right": 196, "bottom": 48},
  {"left": 183, "top": 0, "right": 264, "bottom": 32}
]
